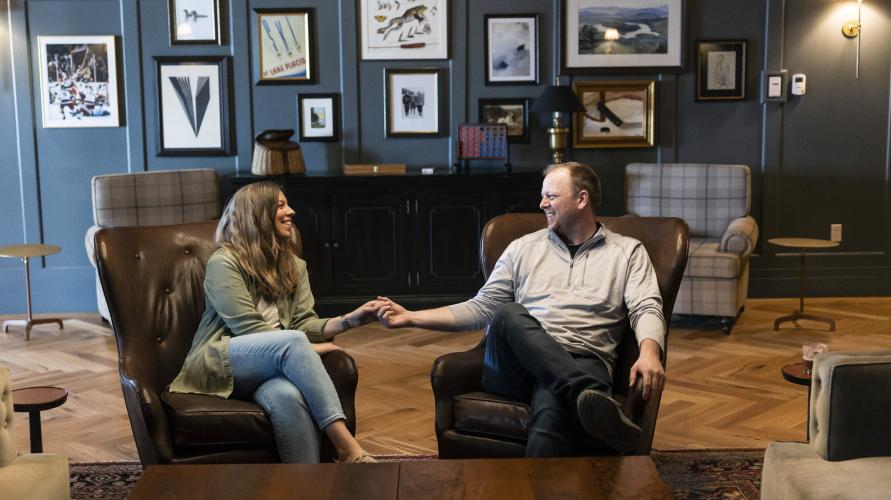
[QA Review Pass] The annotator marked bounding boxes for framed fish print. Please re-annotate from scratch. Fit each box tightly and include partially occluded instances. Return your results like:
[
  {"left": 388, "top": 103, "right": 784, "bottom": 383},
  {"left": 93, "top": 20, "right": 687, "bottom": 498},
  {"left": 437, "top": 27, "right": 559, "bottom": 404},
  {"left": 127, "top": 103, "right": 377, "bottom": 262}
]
[
  {"left": 485, "top": 14, "right": 539, "bottom": 85},
  {"left": 360, "top": 0, "right": 448, "bottom": 60},
  {"left": 298, "top": 93, "right": 340, "bottom": 142},
  {"left": 255, "top": 9, "right": 315, "bottom": 84},
  {"left": 155, "top": 56, "right": 232, "bottom": 156},
  {"left": 168, "top": 0, "right": 222, "bottom": 45},
  {"left": 573, "top": 80, "right": 655, "bottom": 148},
  {"left": 696, "top": 40, "right": 746, "bottom": 101},
  {"left": 37, "top": 35, "right": 120, "bottom": 128},
  {"left": 561, "top": 0, "right": 684, "bottom": 73}
]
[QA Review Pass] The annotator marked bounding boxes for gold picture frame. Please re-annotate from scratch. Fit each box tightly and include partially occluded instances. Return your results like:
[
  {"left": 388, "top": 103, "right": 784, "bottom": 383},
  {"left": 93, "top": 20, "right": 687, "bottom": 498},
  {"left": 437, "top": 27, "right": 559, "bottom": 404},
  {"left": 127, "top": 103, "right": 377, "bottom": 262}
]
[
  {"left": 573, "top": 80, "right": 655, "bottom": 149},
  {"left": 255, "top": 9, "right": 314, "bottom": 84}
]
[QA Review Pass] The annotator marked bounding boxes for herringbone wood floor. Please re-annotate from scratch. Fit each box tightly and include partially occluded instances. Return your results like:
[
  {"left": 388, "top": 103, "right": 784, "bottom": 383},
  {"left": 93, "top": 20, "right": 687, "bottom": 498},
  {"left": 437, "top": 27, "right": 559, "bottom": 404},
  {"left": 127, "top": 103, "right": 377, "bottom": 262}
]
[{"left": 2, "top": 297, "right": 890, "bottom": 462}]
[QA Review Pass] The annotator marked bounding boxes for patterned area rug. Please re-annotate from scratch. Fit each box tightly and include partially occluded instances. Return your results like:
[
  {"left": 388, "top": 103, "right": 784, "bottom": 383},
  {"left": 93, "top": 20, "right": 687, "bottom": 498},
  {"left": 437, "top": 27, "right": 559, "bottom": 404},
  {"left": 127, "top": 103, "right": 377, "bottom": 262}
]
[{"left": 70, "top": 450, "right": 764, "bottom": 499}]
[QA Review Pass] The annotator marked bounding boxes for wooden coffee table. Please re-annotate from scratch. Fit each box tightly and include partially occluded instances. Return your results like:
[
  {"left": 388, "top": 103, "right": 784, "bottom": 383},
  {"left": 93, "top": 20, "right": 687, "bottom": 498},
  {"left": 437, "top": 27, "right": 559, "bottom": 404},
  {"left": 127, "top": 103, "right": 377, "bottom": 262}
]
[{"left": 128, "top": 456, "right": 672, "bottom": 499}]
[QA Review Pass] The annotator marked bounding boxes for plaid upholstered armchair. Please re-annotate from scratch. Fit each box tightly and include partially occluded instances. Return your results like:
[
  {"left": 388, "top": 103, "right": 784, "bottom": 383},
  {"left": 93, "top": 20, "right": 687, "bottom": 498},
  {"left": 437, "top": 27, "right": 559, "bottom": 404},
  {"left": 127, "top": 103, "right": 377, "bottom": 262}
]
[
  {"left": 85, "top": 169, "right": 220, "bottom": 321},
  {"left": 625, "top": 163, "right": 758, "bottom": 334}
]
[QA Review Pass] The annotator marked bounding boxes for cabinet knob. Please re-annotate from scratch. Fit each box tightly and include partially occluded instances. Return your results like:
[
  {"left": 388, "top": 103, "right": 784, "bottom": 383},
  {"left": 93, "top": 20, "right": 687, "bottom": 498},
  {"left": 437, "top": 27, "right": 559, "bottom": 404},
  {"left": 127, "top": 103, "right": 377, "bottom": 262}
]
[
  {"left": 323, "top": 242, "right": 331, "bottom": 248},
  {"left": 332, "top": 242, "right": 340, "bottom": 248}
]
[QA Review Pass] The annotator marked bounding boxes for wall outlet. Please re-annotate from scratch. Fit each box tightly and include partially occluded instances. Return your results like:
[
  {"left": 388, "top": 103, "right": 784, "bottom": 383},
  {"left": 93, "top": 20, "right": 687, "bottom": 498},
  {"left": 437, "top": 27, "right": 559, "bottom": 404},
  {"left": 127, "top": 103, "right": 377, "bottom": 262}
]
[{"left": 830, "top": 224, "right": 843, "bottom": 242}]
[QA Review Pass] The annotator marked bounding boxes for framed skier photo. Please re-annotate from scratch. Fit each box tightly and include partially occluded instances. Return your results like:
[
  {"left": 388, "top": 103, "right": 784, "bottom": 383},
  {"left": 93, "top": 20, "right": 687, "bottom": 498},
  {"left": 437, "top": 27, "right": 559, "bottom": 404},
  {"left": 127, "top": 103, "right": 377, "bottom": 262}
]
[
  {"left": 255, "top": 9, "right": 315, "bottom": 84},
  {"left": 37, "top": 36, "right": 120, "bottom": 128}
]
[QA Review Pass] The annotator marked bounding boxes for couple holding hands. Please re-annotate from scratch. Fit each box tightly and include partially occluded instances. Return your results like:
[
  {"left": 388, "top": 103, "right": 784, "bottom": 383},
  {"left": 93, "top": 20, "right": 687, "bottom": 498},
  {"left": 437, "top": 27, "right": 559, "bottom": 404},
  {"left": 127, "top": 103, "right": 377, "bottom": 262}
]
[{"left": 169, "top": 162, "right": 666, "bottom": 464}]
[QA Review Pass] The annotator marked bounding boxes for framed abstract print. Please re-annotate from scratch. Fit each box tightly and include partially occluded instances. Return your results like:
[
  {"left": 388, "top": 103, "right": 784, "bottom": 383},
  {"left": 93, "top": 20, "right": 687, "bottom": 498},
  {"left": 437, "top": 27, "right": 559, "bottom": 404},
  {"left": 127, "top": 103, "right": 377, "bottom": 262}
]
[
  {"left": 485, "top": 14, "right": 539, "bottom": 85},
  {"left": 573, "top": 80, "right": 655, "bottom": 148}
]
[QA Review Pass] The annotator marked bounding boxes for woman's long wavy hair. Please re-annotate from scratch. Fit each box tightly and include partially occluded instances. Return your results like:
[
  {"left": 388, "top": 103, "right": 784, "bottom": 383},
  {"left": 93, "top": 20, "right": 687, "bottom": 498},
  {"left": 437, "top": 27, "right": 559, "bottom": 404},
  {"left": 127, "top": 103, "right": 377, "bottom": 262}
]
[{"left": 215, "top": 182, "right": 300, "bottom": 301}]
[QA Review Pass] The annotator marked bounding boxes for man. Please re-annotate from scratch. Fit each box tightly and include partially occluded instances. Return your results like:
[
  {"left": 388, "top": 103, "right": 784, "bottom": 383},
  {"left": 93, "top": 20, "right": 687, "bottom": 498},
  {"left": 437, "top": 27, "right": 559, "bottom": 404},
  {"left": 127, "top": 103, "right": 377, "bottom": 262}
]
[{"left": 375, "top": 162, "right": 665, "bottom": 456}]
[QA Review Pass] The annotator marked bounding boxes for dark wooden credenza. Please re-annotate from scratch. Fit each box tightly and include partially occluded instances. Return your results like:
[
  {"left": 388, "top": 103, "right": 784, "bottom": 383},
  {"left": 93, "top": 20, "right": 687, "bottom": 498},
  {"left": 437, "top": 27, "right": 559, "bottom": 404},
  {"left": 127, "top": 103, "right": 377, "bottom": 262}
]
[{"left": 227, "top": 171, "right": 542, "bottom": 316}]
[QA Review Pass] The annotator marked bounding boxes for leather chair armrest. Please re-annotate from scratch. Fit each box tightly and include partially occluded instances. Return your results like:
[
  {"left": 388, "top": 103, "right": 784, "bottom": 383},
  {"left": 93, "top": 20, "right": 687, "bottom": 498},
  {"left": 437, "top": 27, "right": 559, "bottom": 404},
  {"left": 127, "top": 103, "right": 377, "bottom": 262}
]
[
  {"left": 85, "top": 225, "right": 101, "bottom": 268},
  {"left": 118, "top": 358, "right": 175, "bottom": 466},
  {"left": 430, "top": 340, "right": 486, "bottom": 435},
  {"left": 810, "top": 351, "right": 891, "bottom": 461},
  {"left": 321, "top": 350, "right": 358, "bottom": 434},
  {"left": 718, "top": 215, "right": 759, "bottom": 256}
]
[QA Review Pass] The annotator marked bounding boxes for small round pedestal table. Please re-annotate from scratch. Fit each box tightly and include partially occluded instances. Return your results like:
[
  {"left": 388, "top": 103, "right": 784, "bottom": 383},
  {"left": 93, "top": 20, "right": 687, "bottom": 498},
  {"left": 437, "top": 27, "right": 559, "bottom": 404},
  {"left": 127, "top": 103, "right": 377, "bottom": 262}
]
[
  {"left": 768, "top": 238, "right": 839, "bottom": 331},
  {"left": 12, "top": 386, "right": 68, "bottom": 452},
  {"left": 0, "top": 243, "right": 64, "bottom": 340}
]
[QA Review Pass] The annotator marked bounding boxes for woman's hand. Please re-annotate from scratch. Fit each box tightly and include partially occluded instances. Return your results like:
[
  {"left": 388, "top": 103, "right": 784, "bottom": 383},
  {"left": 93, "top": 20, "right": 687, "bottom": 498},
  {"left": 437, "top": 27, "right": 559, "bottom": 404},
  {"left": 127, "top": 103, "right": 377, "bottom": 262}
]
[
  {"left": 343, "top": 299, "right": 381, "bottom": 328},
  {"left": 373, "top": 296, "right": 412, "bottom": 328},
  {"left": 312, "top": 342, "right": 344, "bottom": 356}
]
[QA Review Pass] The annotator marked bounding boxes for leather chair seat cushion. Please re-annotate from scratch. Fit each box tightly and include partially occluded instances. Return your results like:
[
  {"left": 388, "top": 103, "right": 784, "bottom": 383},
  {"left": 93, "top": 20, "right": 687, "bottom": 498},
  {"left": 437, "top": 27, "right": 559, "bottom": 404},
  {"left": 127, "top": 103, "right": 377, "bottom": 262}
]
[
  {"left": 453, "top": 392, "right": 531, "bottom": 441},
  {"left": 161, "top": 390, "right": 275, "bottom": 447}
]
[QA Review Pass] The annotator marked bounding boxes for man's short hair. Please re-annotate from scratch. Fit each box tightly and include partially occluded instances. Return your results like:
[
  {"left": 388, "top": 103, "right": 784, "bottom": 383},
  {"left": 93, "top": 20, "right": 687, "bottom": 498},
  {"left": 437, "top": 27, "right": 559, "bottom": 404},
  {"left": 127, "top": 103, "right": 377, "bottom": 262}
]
[{"left": 543, "top": 161, "right": 602, "bottom": 212}]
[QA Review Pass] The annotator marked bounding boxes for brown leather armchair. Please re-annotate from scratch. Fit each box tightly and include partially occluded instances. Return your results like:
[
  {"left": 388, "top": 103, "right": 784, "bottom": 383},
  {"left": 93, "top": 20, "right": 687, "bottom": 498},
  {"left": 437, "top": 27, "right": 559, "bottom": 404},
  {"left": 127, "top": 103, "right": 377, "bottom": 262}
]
[
  {"left": 431, "top": 214, "right": 689, "bottom": 458},
  {"left": 94, "top": 220, "right": 358, "bottom": 466}
]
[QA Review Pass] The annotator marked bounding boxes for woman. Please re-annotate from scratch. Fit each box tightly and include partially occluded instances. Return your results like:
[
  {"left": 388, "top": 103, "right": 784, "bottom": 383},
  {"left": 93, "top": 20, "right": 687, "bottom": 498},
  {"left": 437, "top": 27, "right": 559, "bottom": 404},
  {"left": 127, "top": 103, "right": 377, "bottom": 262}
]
[{"left": 169, "top": 182, "right": 377, "bottom": 463}]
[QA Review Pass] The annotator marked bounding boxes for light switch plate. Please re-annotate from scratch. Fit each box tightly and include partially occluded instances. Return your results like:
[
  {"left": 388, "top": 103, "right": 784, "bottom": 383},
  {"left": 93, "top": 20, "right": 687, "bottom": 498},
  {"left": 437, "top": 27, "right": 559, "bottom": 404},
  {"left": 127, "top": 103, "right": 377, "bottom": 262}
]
[{"left": 761, "top": 70, "right": 788, "bottom": 103}]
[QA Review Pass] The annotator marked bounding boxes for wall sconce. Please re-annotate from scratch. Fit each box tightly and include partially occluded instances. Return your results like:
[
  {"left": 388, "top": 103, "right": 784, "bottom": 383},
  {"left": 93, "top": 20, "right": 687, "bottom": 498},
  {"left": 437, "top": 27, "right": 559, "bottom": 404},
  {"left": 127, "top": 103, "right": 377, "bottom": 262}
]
[{"left": 841, "top": 0, "right": 863, "bottom": 78}]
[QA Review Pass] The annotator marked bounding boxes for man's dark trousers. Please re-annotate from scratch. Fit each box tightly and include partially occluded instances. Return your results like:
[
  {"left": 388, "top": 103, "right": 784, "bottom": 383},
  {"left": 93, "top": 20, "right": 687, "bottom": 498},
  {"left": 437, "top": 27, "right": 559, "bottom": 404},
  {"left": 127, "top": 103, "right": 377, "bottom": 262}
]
[{"left": 481, "top": 302, "right": 611, "bottom": 457}]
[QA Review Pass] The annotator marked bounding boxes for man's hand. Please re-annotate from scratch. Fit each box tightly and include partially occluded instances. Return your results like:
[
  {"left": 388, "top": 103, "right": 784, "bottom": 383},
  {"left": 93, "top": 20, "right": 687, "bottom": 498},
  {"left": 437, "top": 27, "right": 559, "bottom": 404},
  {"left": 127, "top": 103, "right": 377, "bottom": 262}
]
[
  {"left": 373, "top": 296, "right": 412, "bottom": 328},
  {"left": 629, "top": 339, "right": 664, "bottom": 400},
  {"left": 311, "top": 342, "right": 344, "bottom": 356}
]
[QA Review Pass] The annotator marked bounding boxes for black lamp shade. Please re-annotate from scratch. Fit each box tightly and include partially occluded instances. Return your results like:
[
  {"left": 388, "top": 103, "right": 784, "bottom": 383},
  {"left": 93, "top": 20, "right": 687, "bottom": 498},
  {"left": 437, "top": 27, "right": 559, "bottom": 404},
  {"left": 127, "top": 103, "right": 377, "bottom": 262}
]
[{"left": 530, "top": 85, "right": 586, "bottom": 113}]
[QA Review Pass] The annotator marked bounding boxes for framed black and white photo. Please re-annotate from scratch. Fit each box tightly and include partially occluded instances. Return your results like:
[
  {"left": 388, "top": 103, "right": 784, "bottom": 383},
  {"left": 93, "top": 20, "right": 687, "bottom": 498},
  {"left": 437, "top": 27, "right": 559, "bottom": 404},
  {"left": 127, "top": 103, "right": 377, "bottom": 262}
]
[
  {"left": 485, "top": 14, "right": 539, "bottom": 85},
  {"left": 562, "top": 0, "right": 684, "bottom": 73},
  {"left": 168, "top": 0, "right": 221, "bottom": 45},
  {"left": 37, "top": 36, "right": 119, "bottom": 128},
  {"left": 479, "top": 98, "right": 530, "bottom": 143},
  {"left": 155, "top": 56, "right": 232, "bottom": 156},
  {"left": 360, "top": 0, "right": 448, "bottom": 60},
  {"left": 298, "top": 93, "right": 340, "bottom": 142},
  {"left": 255, "top": 9, "right": 314, "bottom": 84},
  {"left": 696, "top": 40, "right": 746, "bottom": 101},
  {"left": 385, "top": 68, "right": 444, "bottom": 137}
]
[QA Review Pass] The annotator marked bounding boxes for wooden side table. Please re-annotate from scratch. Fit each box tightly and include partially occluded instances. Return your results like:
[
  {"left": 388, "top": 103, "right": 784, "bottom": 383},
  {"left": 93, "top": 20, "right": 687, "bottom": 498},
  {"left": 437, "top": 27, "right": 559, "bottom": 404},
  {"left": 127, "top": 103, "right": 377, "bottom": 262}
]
[
  {"left": 768, "top": 238, "right": 839, "bottom": 331},
  {"left": 781, "top": 362, "right": 812, "bottom": 440},
  {"left": 0, "top": 243, "right": 64, "bottom": 341},
  {"left": 12, "top": 386, "right": 68, "bottom": 453}
]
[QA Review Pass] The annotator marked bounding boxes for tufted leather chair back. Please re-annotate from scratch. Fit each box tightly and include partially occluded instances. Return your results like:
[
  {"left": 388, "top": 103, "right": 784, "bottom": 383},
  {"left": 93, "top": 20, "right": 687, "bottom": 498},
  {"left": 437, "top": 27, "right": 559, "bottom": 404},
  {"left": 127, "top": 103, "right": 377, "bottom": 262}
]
[{"left": 0, "top": 368, "right": 16, "bottom": 468}]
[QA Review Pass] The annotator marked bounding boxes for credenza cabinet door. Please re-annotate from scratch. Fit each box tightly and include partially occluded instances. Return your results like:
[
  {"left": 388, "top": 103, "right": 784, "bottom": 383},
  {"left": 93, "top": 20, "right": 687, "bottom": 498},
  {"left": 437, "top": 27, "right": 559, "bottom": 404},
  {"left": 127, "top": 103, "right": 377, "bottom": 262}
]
[{"left": 414, "top": 193, "right": 486, "bottom": 294}]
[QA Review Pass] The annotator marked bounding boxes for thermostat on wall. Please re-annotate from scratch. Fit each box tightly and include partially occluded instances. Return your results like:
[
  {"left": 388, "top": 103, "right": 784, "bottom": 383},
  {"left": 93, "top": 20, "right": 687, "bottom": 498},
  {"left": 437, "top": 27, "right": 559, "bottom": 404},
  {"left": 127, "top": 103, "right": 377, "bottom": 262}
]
[{"left": 791, "top": 74, "right": 806, "bottom": 95}]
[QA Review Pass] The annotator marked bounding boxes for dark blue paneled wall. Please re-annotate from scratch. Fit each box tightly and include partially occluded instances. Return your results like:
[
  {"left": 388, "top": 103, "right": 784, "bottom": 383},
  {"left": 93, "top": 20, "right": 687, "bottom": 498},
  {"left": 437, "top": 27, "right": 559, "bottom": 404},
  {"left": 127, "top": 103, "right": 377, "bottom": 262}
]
[{"left": 1, "top": 0, "right": 890, "bottom": 314}]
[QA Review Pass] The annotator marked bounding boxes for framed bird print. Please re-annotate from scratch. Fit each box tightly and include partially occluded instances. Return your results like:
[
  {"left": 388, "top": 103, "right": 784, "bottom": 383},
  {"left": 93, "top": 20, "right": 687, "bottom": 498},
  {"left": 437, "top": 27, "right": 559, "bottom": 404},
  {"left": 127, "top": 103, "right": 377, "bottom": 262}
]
[
  {"left": 168, "top": 0, "right": 222, "bottom": 45},
  {"left": 360, "top": 0, "right": 448, "bottom": 60},
  {"left": 255, "top": 9, "right": 315, "bottom": 84}
]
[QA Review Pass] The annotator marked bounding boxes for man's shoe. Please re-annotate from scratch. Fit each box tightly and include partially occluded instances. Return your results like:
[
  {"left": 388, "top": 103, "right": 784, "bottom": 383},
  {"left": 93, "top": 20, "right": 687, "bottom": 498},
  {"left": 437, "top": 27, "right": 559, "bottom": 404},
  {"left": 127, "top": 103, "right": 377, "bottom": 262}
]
[{"left": 576, "top": 389, "right": 642, "bottom": 454}]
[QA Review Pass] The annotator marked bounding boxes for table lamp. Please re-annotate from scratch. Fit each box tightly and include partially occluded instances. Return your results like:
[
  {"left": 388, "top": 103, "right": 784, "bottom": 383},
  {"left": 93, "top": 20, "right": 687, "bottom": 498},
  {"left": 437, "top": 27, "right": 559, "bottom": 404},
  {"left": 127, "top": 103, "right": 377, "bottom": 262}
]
[{"left": 530, "top": 77, "right": 586, "bottom": 164}]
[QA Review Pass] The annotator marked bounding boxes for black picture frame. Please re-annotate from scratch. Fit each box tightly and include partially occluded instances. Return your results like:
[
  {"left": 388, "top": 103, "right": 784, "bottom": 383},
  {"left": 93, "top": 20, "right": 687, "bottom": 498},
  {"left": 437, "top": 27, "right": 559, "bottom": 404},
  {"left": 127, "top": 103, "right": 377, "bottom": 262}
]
[
  {"left": 478, "top": 97, "right": 531, "bottom": 143},
  {"left": 560, "top": 0, "right": 686, "bottom": 74},
  {"left": 254, "top": 8, "right": 316, "bottom": 85},
  {"left": 384, "top": 68, "right": 446, "bottom": 138},
  {"left": 484, "top": 14, "right": 540, "bottom": 85},
  {"left": 298, "top": 93, "right": 340, "bottom": 142},
  {"left": 168, "top": 0, "right": 222, "bottom": 45},
  {"left": 154, "top": 56, "right": 233, "bottom": 157},
  {"left": 696, "top": 40, "right": 746, "bottom": 101}
]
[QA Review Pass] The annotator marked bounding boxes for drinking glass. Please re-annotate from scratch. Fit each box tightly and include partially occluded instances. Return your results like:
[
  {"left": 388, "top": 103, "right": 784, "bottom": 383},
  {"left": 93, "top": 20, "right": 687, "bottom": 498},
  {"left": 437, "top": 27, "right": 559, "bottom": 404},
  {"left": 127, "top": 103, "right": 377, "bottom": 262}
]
[{"left": 802, "top": 342, "right": 828, "bottom": 375}]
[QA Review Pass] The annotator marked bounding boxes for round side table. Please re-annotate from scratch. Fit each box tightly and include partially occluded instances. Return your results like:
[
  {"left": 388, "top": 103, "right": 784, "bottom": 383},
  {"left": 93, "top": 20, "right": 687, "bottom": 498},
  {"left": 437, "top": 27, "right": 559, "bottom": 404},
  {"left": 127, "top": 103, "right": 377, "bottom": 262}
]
[
  {"left": 781, "top": 362, "right": 812, "bottom": 440},
  {"left": 768, "top": 238, "right": 839, "bottom": 331},
  {"left": 0, "top": 243, "right": 64, "bottom": 341},
  {"left": 12, "top": 386, "right": 68, "bottom": 453}
]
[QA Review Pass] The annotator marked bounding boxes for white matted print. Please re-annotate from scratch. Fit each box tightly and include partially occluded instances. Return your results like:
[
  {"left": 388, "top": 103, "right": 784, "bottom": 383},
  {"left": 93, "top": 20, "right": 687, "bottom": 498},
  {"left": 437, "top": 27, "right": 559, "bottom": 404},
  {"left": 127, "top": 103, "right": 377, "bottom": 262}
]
[
  {"left": 169, "top": 0, "right": 220, "bottom": 44},
  {"left": 256, "top": 9, "right": 313, "bottom": 83},
  {"left": 298, "top": 93, "right": 339, "bottom": 142},
  {"left": 486, "top": 15, "right": 538, "bottom": 84},
  {"left": 38, "top": 36, "right": 119, "bottom": 128},
  {"left": 361, "top": 0, "right": 448, "bottom": 60},
  {"left": 386, "top": 69, "right": 440, "bottom": 136},
  {"left": 156, "top": 57, "right": 230, "bottom": 155}
]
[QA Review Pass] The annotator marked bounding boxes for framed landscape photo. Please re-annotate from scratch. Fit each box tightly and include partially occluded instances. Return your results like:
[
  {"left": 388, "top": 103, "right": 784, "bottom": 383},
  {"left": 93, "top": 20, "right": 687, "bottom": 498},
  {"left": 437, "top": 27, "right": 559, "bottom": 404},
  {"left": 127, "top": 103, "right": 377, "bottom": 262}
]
[
  {"left": 360, "top": 0, "right": 448, "bottom": 60},
  {"left": 573, "top": 80, "right": 655, "bottom": 148},
  {"left": 298, "top": 93, "right": 340, "bottom": 142},
  {"left": 696, "top": 40, "right": 746, "bottom": 101},
  {"left": 255, "top": 9, "right": 314, "bottom": 84},
  {"left": 485, "top": 14, "right": 539, "bottom": 85},
  {"left": 385, "top": 68, "right": 443, "bottom": 137},
  {"left": 479, "top": 98, "right": 530, "bottom": 143},
  {"left": 155, "top": 56, "right": 232, "bottom": 156},
  {"left": 37, "top": 36, "right": 119, "bottom": 128},
  {"left": 562, "top": 0, "right": 684, "bottom": 73},
  {"left": 168, "top": 0, "right": 221, "bottom": 45}
]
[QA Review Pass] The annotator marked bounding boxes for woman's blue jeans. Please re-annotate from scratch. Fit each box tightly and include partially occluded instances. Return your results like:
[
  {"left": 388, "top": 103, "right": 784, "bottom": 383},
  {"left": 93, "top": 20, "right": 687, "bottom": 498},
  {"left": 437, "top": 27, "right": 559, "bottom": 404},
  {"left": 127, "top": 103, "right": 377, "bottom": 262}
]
[{"left": 229, "top": 330, "right": 346, "bottom": 463}]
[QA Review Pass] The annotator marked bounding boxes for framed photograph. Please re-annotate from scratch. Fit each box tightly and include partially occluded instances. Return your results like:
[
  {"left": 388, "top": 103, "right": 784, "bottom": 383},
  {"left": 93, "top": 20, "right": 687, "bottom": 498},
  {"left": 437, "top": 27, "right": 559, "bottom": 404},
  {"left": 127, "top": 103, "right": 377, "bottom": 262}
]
[
  {"left": 255, "top": 9, "right": 314, "bottom": 84},
  {"left": 155, "top": 56, "right": 232, "bottom": 156},
  {"left": 385, "top": 68, "right": 444, "bottom": 137},
  {"left": 573, "top": 80, "right": 655, "bottom": 148},
  {"left": 168, "top": 0, "right": 221, "bottom": 45},
  {"left": 360, "top": 0, "right": 448, "bottom": 60},
  {"left": 561, "top": 0, "right": 684, "bottom": 73},
  {"left": 485, "top": 14, "right": 539, "bottom": 85},
  {"left": 298, "top": 93, "right": 340, "bottom": 142},
  {"left": 37, "top": 36, "right": 119, "bottom": 128},
  {"left": 478, "top": 98, "right": 530, "bottom": 143},
  {"left": 696, "top": 40, "right": 746, "bottom": 101}
]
